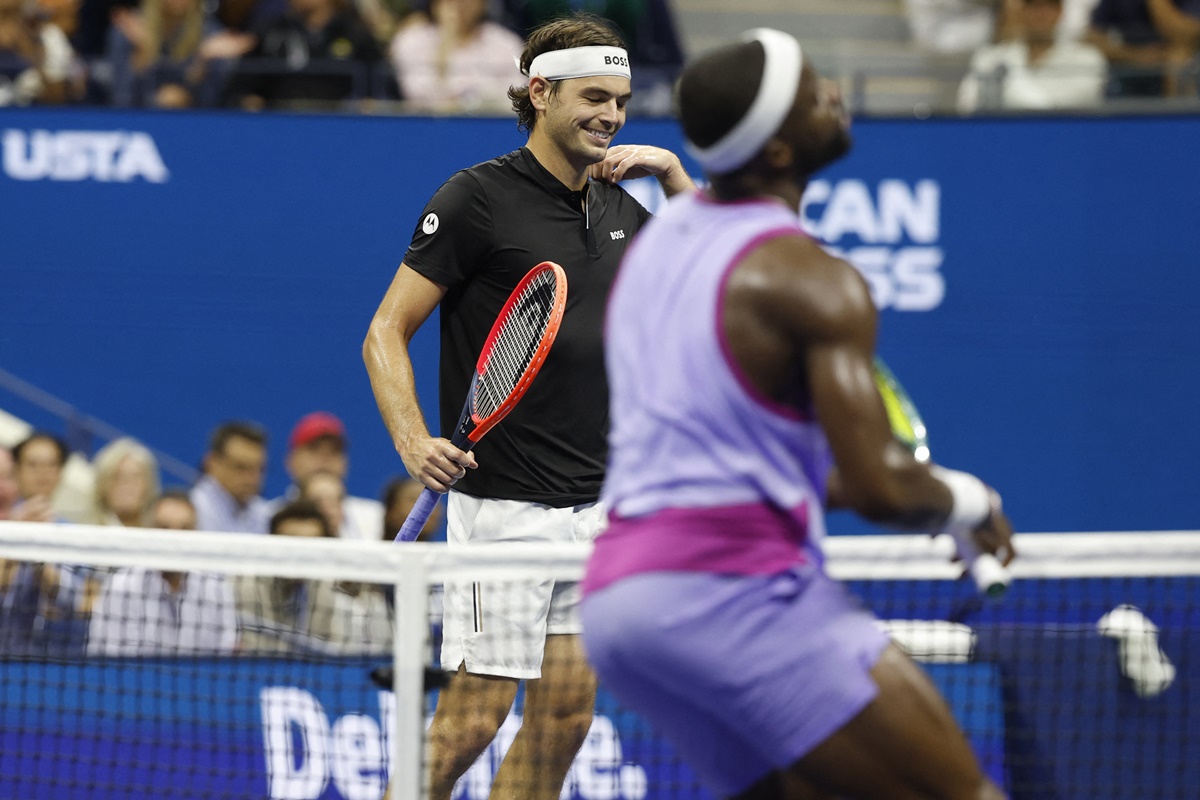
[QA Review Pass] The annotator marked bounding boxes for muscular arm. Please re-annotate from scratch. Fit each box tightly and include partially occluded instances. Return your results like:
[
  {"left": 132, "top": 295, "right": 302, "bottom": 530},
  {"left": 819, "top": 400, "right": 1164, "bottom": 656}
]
[
  {"left": 363, "top": 264, "right": 476, "bottom": 492},
  {"left": 725, "top": 236, "right": 1009, "bottom": 549}
]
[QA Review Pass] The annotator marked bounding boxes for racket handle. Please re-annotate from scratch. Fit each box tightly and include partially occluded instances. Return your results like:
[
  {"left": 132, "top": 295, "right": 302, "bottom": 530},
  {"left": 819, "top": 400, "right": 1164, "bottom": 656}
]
[
  {"left": 948, "top": 527, "right": 1011, "bottom": 598},
  {"left": 394, "top": 488, "right": 441, "bottom": 543}
]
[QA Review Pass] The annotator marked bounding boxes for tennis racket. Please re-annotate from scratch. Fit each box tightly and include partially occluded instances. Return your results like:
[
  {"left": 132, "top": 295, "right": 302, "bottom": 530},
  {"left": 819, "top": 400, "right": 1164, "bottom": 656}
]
[
  {"left": 872, "top": 357, "right": 1011, "bottom": 597},
  {"left": 394, "top": 261, "right": 569, "bottom": 543}
]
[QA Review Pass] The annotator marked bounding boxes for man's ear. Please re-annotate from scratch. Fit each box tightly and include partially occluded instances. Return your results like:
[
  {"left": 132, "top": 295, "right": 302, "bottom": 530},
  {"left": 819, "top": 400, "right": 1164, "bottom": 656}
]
[{"left": 529, "top": 77, "right": 551, "bottom": 112}]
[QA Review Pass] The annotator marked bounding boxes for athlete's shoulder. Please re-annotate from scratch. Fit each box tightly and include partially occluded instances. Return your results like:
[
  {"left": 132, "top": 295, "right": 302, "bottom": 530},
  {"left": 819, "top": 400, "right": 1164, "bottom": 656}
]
[{"left": 737, "top": 233, "right": 875, "bottom": 338}]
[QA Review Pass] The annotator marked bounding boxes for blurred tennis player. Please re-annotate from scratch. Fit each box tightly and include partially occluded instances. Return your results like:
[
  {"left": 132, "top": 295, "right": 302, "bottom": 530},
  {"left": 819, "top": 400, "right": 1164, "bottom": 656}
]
[
  {"left": 364, "top": 12, "right": 694, "bottom": 800},
  {"left": 582, "top": 29, "right": 1015, "bottom": 800}
]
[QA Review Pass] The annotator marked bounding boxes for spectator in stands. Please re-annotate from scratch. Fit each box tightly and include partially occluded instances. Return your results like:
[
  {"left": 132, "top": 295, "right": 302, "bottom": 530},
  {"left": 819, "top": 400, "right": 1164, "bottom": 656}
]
[
  {"left": 298, "top": 468, "right": 347, "bottom": 536},
  {"left": 0, "top": 445, "right": 19, "bottom": 521},
  {"left": 190, "top": 420, "right": 272, "bottom": 534},
  {"left": 388, "top": 0, "right": 522, "bottom": 112},
  {"left": 381, "top": 474, "right": 440, "bottom": 542},
  {"left": 502, "top": 0, "right": 646, "bottom": 53},
  {"left": 0, "top": 0, "right": 81, "bottom": 105},
  {"left": 87, "top": 489, "right": 240, "bottom": 655},
  {"left": 107, "top": 0, "right": 254, "bottom": 107},
  {"left": 904, "top": 0, "right": 999, "bottom": 54},
  {"left": 11, "top": 431, "right": 69, "bottom": 519},
  {"left": 89, "top": 437, "right": 161, "bottom": 526},
  {"left": 236, "top": 500, "right": 391, "bottom": 654},
  {"left": 959, "top": 0, "right": 1107, "bottom": 110},
  {"left": 225, "top": 0, "right": 383, "bottom": 110},
  {"left": 296, "top": 471, "right": 394, "bottom": 651},
  {"left": 1146, "top": 0, "right": 1200, "bottom": 92},
  {"left": 2, "top": 432, "right": 91, "bottom": 656},
  {"left": 0, "top": 444, "right": 61, "bottom": 656},
  {"left": 1086, "top": 0, "right": 1200, "bottom": 95},
  {"left": 271, "top": 412, "right": 383, "bottom": 540}
]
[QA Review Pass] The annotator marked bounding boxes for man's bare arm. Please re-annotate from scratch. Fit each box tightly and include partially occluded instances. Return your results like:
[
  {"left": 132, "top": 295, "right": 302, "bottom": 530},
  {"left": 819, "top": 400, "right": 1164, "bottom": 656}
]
[
  {"left": 363, "top": 264, "right": 476, "bottom": 491},
  {"left": 736, "top": 236, "right": 1014, "bottom": 561}
]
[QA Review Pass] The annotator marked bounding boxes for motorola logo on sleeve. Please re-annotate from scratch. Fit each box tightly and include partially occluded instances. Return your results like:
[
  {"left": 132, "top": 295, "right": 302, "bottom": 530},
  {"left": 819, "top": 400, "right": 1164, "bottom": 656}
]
[{"left": 422, "top": 213, "right": 440, "bottom": 235}]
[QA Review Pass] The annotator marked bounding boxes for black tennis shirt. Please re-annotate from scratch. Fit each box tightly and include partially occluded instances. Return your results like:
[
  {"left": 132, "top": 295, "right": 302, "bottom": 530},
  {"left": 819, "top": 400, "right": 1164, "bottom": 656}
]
[{"left": 404, "top": 147, "right": 653, "bottom": 507}]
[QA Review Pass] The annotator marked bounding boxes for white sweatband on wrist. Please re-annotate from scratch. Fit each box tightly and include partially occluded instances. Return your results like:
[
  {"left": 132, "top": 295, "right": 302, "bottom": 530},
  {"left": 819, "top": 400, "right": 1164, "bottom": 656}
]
[
  {"left": 931, "top": 466, "right": 1010, "bottom": 596},
  {"left": 524, "top": 46, "right": 631, "bottom": 81},
  {"left": 930, "top": 466, "right": 991, "bottom": 532},
  {"left": 684, "top": 28, "right": 803, "bottom": 175}
]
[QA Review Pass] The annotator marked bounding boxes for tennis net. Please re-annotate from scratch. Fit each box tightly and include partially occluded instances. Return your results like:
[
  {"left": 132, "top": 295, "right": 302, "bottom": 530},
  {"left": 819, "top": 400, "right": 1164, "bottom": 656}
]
[{"left": 0, "top": 521, "right": 1196, "bottom": 800}]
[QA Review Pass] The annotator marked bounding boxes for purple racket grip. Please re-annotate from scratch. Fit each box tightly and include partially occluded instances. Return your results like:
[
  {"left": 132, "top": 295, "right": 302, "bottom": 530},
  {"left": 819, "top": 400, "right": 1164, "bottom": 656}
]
[{"left": 394, "top": 488, "right": 440, "bottom": 543}]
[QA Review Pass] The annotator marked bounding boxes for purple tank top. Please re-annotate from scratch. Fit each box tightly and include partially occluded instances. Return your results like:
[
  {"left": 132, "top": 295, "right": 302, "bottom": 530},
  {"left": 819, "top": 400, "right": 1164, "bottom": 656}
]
[{"left": 587, "top": 192, "right": 834, "bottom": 593}]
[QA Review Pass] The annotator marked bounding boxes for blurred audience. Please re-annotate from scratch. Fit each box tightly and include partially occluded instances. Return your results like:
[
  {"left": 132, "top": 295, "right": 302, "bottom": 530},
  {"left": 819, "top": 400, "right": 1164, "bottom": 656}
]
[
  {"left": 960, "top": 0, "right": 1107, "bottom": 110},
  {"left": 190, "top": 420, "right": 272, "bottom": 534},
  {"left": 0, "top": 445, "right": 21, "bottom": 521},
  {"left": 298, "top": 468, "right": 347, "bottom": 535},
  {"left": 2, "top": 432, "right": 94, "bottom": 656},
  {"left": 236, "top": 499, "right": 391, "bottom": 654},
  {"left": 381, "top": 474, "right": 440, "bottom": 542},
  {"left": 107, "top": 0, "right": 253, "bottom": 107},
  {"left": 272, "top": 411, "right": 384, "bottom": 541},
  {"left": 225, "top": 0, "right": 382, "bottom": 110},
  {"left": 11, "top": 431, "right": 69, "bottom": 520},
  {"left": 1147, "top": 0, "right": 1200, "bottom": 92},
  {"left": 89, "top": 437, "right": 161, "bottom": 526},
  {"left": 905, "top": 0, "right": 1000, "bottom": 54},
  {"left": 388, "top": 0, "right": 522, "bottom": 112},
  {"left": 0, "top": 0, "right": 82, "bottom": 105},
  {"left": 1087, "top": 0, "right": 1200, "bottom": 95},
  {"left": 87, "top": 489, "right": 240, "bottom": 655},
  {"left": 1, "top": 440, "right": 55, "bottom": 523}
]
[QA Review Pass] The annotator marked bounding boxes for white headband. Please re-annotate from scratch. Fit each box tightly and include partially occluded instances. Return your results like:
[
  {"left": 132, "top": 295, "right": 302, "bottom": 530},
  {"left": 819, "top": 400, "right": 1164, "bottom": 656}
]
[
  {"left": 523, "top": 46, "right": 631, "bottom": 81},
  {"left": 685, "top": 29, "right": 804, "bottom": 175}
]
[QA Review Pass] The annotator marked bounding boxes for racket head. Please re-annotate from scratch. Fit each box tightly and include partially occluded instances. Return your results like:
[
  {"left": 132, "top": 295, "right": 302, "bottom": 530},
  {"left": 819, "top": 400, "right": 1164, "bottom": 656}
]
[
  {"left": 872, "top": 356, "right": 930, "bottom": 463},
  {"left": 463, "top": 261, "right": 568, "bottom": 443}
]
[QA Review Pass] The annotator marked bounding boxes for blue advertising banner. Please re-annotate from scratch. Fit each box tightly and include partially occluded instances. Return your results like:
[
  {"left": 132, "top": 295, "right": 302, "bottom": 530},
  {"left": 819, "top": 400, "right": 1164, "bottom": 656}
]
[
  {"left": 0, "top": 657, "right": 1000, "bottom": 800},
  {"left": 1, "top": 109, "right": 1198, "bottom": 534}
]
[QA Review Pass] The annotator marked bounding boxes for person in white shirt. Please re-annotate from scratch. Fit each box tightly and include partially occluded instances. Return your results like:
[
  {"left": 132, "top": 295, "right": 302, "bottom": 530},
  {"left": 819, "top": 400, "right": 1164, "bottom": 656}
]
[
  {"left": 959, "top": 0, "right": 1107, "bottom": 111},
  {"left": 87, "top": 490, "right": 239, "bottom": 656},
  {"left": 190, "top": 421, "right": 272, "bottom": 534},
  {"left": 271, "top": 412, "right": 384, "bottom": 541}
]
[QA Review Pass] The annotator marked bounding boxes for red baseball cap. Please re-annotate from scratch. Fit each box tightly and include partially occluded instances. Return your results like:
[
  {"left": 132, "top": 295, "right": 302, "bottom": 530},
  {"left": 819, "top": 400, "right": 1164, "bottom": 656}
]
[{"left": 289, "top": 412, "right": 347, "bottom": 451}]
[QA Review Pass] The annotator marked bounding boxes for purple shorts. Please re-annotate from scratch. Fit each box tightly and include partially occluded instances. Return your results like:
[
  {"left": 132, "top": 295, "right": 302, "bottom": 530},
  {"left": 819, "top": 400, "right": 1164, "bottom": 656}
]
[{"left": 580, "top": 564, "right": 890, "bottom": 796}]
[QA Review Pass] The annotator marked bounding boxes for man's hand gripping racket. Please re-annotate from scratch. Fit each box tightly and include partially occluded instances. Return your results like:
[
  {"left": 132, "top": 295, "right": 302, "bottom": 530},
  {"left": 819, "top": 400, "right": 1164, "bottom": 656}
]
[
  {"left": 873, "top": 358, "right": 1015, "bottom": 596},
  {"left": 394, "top": 262, "right": 568, "bottom": 542}
]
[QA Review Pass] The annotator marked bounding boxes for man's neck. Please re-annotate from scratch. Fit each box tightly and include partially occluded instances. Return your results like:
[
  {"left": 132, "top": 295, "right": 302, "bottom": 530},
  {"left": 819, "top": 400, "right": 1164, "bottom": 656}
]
[{"left": 526, "top": 134, "right": 589, "bottom": 192}]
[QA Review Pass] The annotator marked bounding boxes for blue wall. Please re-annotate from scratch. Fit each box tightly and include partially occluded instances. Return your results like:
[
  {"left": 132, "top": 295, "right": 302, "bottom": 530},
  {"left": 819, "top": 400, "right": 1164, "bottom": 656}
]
[{"left": 2, "top": 109, "right": 1198, "bottom": 533}]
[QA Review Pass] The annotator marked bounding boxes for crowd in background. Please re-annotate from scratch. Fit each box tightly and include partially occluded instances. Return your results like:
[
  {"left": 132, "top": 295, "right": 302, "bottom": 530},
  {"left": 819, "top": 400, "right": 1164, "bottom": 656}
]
[
  {"left": 0, "top": 413, "right": 438, "bottom": 658},
  {"left": 2, "top": 0, "right": 1199, "bottom": 112},
  {"left": 913, "top": 0, "right": 1200, "bottom": 110},
  {"left": 0, "top": 0, "right": 683, "bottom": 110}
]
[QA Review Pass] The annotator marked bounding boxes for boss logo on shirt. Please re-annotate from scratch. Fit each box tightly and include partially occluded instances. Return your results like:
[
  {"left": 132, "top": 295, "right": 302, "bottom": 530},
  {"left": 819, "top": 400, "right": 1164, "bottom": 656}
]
[
  {"left": 604, "top": 55, "right": 629, "bottom": 67},
  {"left": 422, "top": 213, "right": 439, "bottom": 235},
  {"left": 609, "top": 229, "right": 625, "bottom": 240}
]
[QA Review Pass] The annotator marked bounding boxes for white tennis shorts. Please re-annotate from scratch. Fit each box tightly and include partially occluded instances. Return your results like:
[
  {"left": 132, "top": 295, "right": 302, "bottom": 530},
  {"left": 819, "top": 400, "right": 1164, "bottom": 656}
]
[{"left": 440, "top": 493, "right": 606, "bottom": 679}]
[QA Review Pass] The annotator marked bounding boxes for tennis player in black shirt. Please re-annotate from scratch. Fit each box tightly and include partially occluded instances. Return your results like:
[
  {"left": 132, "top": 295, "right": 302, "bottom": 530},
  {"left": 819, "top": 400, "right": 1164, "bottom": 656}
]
[{"left": 364, "top": 12, "right": 695, "bottom": 800}]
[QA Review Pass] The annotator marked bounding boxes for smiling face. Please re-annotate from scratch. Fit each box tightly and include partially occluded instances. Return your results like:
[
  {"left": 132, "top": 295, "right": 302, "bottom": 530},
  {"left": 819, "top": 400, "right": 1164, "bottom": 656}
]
[{"left": 529, "top": 74, "right": 630, "bottom": 177}]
